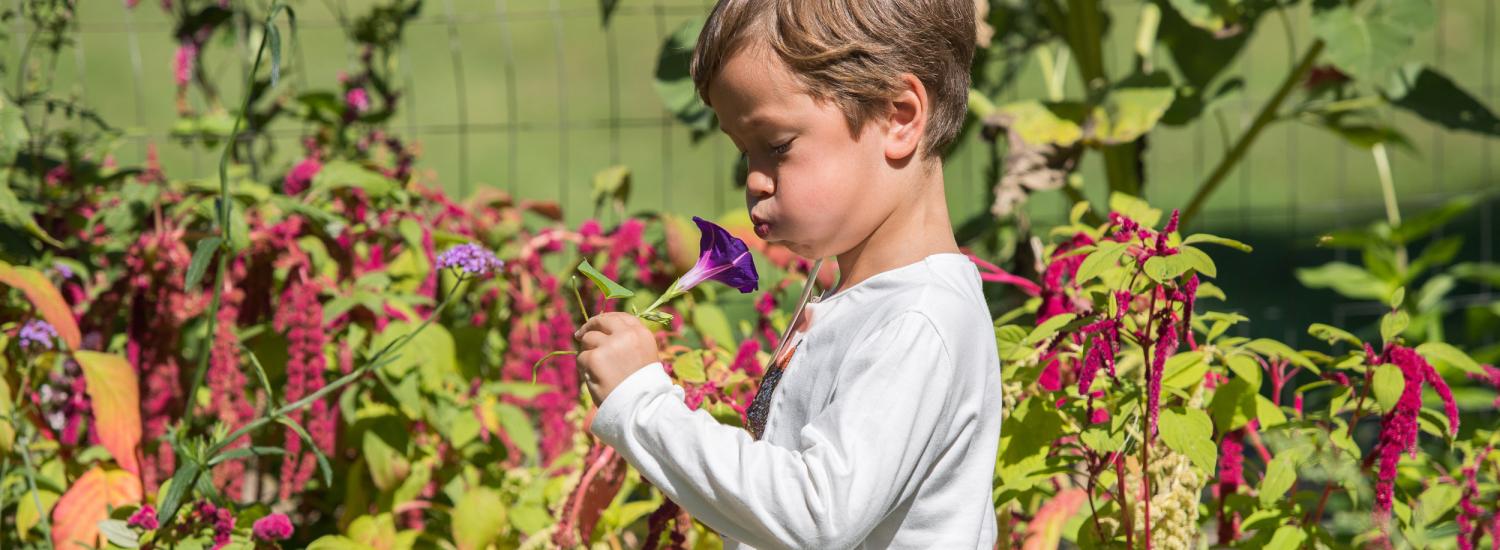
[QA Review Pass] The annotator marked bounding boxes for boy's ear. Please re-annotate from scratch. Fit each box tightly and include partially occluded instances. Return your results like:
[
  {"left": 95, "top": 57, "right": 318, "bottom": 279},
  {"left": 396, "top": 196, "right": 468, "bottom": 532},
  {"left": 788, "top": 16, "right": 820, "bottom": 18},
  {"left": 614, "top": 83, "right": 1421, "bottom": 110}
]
[{"left": 883, "top": 73, "right": 928, "bottom": 162}]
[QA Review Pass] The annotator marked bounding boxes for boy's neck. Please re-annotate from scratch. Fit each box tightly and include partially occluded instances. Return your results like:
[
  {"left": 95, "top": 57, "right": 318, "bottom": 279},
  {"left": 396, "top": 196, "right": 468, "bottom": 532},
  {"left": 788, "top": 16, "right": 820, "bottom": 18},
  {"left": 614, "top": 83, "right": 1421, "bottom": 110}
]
[{"left": 831, "top": 161, "right": 959, "bottom": 293}]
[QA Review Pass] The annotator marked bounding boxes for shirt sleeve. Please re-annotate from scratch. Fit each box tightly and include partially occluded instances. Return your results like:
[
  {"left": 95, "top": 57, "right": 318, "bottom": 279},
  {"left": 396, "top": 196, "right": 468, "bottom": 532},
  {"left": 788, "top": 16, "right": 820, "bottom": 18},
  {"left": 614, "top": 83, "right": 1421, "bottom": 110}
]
[{"left": 587, "top": 312, "right": 961, "bottom": 549}]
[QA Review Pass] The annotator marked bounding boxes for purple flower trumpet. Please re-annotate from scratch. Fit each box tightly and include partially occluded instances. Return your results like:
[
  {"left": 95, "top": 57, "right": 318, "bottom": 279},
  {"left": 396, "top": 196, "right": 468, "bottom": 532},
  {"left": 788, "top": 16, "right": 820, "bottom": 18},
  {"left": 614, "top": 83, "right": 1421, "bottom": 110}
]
[{"left": 641, "top": 216, "right": 759, "bottom": 315}]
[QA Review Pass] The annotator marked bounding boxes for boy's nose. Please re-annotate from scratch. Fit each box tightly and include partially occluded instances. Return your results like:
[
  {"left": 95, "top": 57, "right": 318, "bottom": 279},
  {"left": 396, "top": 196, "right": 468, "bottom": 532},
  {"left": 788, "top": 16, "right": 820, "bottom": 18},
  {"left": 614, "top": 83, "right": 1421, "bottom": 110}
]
[{"left": 745, "top": 169, "right": 775, "bottom": 198}]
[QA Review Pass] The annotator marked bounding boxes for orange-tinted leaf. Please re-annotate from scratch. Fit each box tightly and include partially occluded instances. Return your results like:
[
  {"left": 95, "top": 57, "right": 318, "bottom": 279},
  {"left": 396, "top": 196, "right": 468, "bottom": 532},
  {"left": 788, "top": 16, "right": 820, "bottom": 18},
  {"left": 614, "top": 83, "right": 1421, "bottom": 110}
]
[
  {"left": 75, "top": 351, "right": 142, "bottom": 476},
  {"left": 52, "top": 467, "right": 142, "bottom": 550},
  {"left": 1022, "top": 488, "right": 1087, "bottom": 550},
  {"left": 553, "top": 443, "right": 628, "bottom": 548},
  {"left": 0, "top": 262, "right": 81, "bottom": 349}
]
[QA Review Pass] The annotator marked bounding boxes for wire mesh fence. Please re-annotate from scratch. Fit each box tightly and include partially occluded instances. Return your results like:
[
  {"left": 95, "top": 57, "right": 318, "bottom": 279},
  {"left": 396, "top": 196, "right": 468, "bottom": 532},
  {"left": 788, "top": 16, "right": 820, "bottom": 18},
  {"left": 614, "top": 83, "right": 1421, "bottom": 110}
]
[{"left": 16, "top": 0, "right": 1499, "bottom": 345}]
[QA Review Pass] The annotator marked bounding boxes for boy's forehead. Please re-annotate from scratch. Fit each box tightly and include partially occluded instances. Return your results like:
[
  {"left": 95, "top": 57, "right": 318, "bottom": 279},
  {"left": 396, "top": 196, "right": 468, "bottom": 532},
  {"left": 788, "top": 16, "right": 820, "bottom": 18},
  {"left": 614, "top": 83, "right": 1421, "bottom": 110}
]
[{"left": 709, "top": 49, "right": 804, "bottom": 133}]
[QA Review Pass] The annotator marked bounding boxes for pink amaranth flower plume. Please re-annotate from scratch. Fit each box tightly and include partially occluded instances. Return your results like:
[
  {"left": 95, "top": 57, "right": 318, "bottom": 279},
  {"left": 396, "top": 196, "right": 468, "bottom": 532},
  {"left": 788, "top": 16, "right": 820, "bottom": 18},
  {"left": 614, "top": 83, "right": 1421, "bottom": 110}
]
[
  {"left": 1373, "top": 346, "right": 1460, "bottom": 525},
  {"left": 252, "top": 513, "right": 294, "bottom": 541}
]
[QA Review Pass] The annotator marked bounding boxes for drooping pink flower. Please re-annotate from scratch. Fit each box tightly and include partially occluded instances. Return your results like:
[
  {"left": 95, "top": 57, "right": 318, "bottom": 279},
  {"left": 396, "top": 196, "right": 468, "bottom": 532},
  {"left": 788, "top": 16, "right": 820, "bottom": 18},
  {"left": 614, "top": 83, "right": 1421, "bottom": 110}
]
[
  {"left": 252, "top": 513, "right": 294, "bottom": 541},
  {"left": 174, "top": 42, "right": 197, "bottom": 88},
  {"left": 1217, "top": 429, "right": 1245, "bottom": 542},
  {"left": 207, "top": 269, "right": 255, "bottom": 499},
  {"left": 1147, "top": 318, "right": 1178, "bottom": 437},
  {"left": 1457, "top": 449, "right": 1488, "bottom": 550},
  {"left": 275, "top": 275, "right": 332, "bottom": 500},
  {"left": 1373, "top": 346, "right": 1430, "bottom": 523}
]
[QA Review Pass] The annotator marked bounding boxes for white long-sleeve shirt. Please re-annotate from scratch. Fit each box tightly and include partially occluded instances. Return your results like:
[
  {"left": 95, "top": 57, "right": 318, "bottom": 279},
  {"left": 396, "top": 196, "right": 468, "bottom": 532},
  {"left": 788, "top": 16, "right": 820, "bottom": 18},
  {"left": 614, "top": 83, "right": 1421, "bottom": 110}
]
[{"left": 589, "top": 252, "right": 1003, "bottom": 549}]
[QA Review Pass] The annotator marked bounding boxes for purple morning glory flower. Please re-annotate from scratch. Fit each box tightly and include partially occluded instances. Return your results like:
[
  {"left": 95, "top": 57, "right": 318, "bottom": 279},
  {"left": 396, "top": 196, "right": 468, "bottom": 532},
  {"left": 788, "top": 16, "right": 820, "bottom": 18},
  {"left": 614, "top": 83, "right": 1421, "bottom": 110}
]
[
  {"left": 436, "top": 243, "right": 505, "bottom": 277},
  {"left": 676, "top": 216, "right": 759, "bottom": 294},
  {"left": 19, "top": 320, "right": 58, "bottom": 351}
]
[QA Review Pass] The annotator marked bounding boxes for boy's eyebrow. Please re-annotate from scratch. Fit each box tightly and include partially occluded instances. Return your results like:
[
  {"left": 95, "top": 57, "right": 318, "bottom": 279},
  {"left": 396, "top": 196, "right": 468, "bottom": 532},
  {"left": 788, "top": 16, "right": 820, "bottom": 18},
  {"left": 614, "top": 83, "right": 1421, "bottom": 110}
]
[{"left": 719, "top": 111, "right": 783, "bottom": 138}]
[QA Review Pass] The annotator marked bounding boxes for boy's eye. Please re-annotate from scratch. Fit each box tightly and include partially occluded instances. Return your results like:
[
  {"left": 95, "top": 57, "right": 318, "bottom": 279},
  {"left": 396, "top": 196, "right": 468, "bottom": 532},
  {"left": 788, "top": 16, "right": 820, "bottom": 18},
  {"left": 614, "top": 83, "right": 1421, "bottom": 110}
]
[{"left": 771, "top": 139, "right": 794, "bottom": 156}]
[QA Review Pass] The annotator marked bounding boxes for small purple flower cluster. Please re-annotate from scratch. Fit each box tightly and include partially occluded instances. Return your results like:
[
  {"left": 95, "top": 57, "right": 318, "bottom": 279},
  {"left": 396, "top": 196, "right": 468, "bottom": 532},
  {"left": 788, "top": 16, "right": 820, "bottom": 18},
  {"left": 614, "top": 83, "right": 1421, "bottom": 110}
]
[
  {"left": 436, "top": 243, "right": 505, "bottom": 277},
  {"left": 19, "top": 319, "right": 59, "bottom": 350}
]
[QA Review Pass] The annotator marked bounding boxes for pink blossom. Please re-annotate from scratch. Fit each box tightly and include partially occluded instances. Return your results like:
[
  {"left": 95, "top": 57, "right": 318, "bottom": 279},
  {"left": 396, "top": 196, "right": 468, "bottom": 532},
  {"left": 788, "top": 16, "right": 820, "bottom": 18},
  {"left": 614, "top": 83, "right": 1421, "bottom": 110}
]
[
  {"left": 730, "top": 339, "right": 763, "bottom": 377},
  {"left": 45, "top": 165, "right": 72, "bottom": 186},
  {"left": 345, "top": 87, "right": 371, "bottom": 114},
  {"left": 1458, "top": 449, "right": 1487, "bottom": 550},
  {"left": 283, "top": 157, "right": 321, "bottom": 195},
  {"left": 1373, "top": 346, "right": 1430, "bottom": 522},
  {"left": 252, "top": 513, "right": 294, "bottom": 541},
  {"left": 127, "top": 504, "right": 158, "bottom": 530},
  {"left": 1217, "top": 429, "right": 1245, "bottom": 542},
  {"left": 174, "top": 42, "right": 197, "bottom": 88},
  {"left": 275, "top": 276, "right": 332, "bottom": 500},
  {"left": 1147, "top": 318, "right": 1178, "bottom": 437}
]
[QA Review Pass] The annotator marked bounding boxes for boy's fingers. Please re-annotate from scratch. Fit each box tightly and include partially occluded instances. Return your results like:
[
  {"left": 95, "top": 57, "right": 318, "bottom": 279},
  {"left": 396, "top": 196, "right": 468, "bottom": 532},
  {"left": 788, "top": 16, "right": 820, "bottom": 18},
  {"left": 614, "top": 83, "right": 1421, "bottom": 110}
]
[
  {"left": 578, "top": 331, "right": 607, "bottom": 350},
  {"left": 575, "top": 316, "right": 612, "bottom": 340},
  {"left": 575, "top": 312, "right": 634, "bottom": 340}
]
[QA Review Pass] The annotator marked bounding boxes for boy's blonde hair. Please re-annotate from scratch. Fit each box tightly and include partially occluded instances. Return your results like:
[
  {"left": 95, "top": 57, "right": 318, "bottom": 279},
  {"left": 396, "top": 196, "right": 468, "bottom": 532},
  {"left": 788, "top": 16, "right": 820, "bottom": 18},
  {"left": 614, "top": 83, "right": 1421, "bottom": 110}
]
[{"left": 691, "top": 0, "right": 977, "bottom": 160}]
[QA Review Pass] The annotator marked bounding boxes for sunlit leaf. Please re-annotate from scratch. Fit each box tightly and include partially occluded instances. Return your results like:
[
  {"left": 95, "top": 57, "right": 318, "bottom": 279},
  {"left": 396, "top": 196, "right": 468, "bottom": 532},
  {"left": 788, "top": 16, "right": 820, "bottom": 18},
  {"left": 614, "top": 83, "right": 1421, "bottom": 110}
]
[
  {"left": 52, "top": 467, "right": 142, "bottom": 550},
  {"left": 453, "top": 487, "right": 506, "bottom": 550},
  {"left": 0, "top": 262, "right": 81, "bottom": 349},
  {"left": 577, "top": 259, "right": 635, "bottom": 300},
  {"left": 74, "top": 351, "right": 142, "bottom": 476}
]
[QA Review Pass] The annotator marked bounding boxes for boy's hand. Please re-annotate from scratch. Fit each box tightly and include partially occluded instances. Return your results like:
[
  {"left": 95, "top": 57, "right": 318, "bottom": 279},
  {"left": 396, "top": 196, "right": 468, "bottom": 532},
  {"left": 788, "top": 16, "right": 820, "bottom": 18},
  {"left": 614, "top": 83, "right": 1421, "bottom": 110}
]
[{"left": 575, "top": 312, "right": 660, "bottom": 405}]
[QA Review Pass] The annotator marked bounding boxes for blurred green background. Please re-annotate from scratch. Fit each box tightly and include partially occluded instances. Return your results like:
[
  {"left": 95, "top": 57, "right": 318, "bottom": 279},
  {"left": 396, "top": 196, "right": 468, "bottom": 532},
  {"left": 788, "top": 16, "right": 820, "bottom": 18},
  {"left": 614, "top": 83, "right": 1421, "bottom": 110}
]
[{"left": 37, "top": 0, "right": 1500, "bottom": 345}]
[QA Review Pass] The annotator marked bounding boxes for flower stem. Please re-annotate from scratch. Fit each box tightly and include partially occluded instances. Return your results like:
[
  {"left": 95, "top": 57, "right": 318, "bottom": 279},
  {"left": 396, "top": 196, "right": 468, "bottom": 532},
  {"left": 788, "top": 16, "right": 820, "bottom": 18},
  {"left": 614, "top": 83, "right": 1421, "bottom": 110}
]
[
  {"left": 571, "top": 276, "right": 592, "bottom": 321},
  {"left": 183, "top": 0, "right": 278, "bottom": 426},
  {"left": 1373, "top": 143, "right": 1409, "bottom": 272},
  {"left": 1181, "top": 39, "right": 1326, "bottom": 226}
]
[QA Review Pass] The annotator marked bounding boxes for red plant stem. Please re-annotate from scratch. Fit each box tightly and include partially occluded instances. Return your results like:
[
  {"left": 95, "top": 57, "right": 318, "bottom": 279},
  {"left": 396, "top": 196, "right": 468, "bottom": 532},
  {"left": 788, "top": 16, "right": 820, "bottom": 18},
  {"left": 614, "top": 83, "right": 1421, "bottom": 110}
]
[
  {"left": 1245, "top": 428, "right": 1274, "bottom": 465},
  {"left": 1140, "top": 286, "right": 1161, "bottom": 550},
  {"left": 1307, "top": 360, "right": 1379, "bottom": 525},
  {"left": 1116, "top": 453, "right": 1134, "bottom": 549}
]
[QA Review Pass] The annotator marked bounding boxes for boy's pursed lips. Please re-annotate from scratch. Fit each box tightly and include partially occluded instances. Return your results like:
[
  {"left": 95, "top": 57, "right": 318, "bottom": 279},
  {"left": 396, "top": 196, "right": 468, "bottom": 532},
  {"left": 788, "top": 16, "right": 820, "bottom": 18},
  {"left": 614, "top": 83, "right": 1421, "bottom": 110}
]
[{"left": 751, "top": 212, "right": 772, "bottom": 238}]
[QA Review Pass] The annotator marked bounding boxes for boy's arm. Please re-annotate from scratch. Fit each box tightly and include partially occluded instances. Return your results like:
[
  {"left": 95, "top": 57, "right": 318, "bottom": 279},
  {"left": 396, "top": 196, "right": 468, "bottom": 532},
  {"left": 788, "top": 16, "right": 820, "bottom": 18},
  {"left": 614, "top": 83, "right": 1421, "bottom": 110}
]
[{"left": 588, "top": 312, "right": 966, "bottom": 548}]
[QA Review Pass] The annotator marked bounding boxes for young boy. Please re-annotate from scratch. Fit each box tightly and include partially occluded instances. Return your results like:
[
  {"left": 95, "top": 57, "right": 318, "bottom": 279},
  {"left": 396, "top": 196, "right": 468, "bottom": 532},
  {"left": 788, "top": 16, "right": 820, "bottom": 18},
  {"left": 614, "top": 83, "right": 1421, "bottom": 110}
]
[{"left": 575, "top": 0, "right": 1002, "bottom": 547}]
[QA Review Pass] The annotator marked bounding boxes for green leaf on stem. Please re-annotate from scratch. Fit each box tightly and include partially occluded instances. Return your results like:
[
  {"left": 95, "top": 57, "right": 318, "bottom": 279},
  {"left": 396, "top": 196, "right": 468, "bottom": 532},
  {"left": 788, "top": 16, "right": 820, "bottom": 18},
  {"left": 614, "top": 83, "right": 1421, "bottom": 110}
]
[
  {"left": 1387, "top": 287, "right": 1406, "bottom": 309},
  {"left": 1178, "top": 245, "right": 1218, "bottom": 278},
  {"left": 156, "top": 460, "right": 199, "bottom": 524},
  {"left": 1076, "top": 241, "right": 1128, "bottom": 284},
  {"left": 1245, "top": 338, "right": 1317, "bottom": 371},
  {"left": 577, "top": 259, "right": 635, "bottom": 299},
  {"left": 1259, "top": 453, "right": 1298, "bottom": 509},
  {"left": 1295, "top": 262, "right": 1391, "bottom": 301},
  {"left": 1225, "top": 354, "right": 1262, "bottom": 391},
  {"left": 1307, "top": 323, "right": 1362, "bottom": 347},
  {"left": 184, "top": 237, "right": 222, "bottom": 291},
  {"left": 1372, "top": 363, "right": 1406, "bottom": 413},
  {"left": 278, "top": 417, "right": 333, "bottom": 486},
  {"left": 1380, "top": 309, "right": 1410, "bottom": 346},
  {"left": 1159, "top": 408, "right": 1217, "bottom": 475},
  {"left": 1182, "top": 233, "right": 1253, "bottom": 252},
  {"left": 1415, "top": 341, "right": 1484, "bottom": 376},
  {"left": 673, "top": 351, "right": 707, "bottom": 383}
]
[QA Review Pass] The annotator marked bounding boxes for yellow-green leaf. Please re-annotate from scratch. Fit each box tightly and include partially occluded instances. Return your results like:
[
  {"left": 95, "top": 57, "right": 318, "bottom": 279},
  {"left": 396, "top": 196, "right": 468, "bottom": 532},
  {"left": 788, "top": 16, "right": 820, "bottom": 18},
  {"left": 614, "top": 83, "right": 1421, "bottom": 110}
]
[
  {"left": 74, "top": 351, "right": 142, "bottom": 476},
  {"left": 453, "top": 487, "right": 506, "bottom": 550},
  {"left": 0, "top": 262, "right": 81, "bottom": 349}
]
